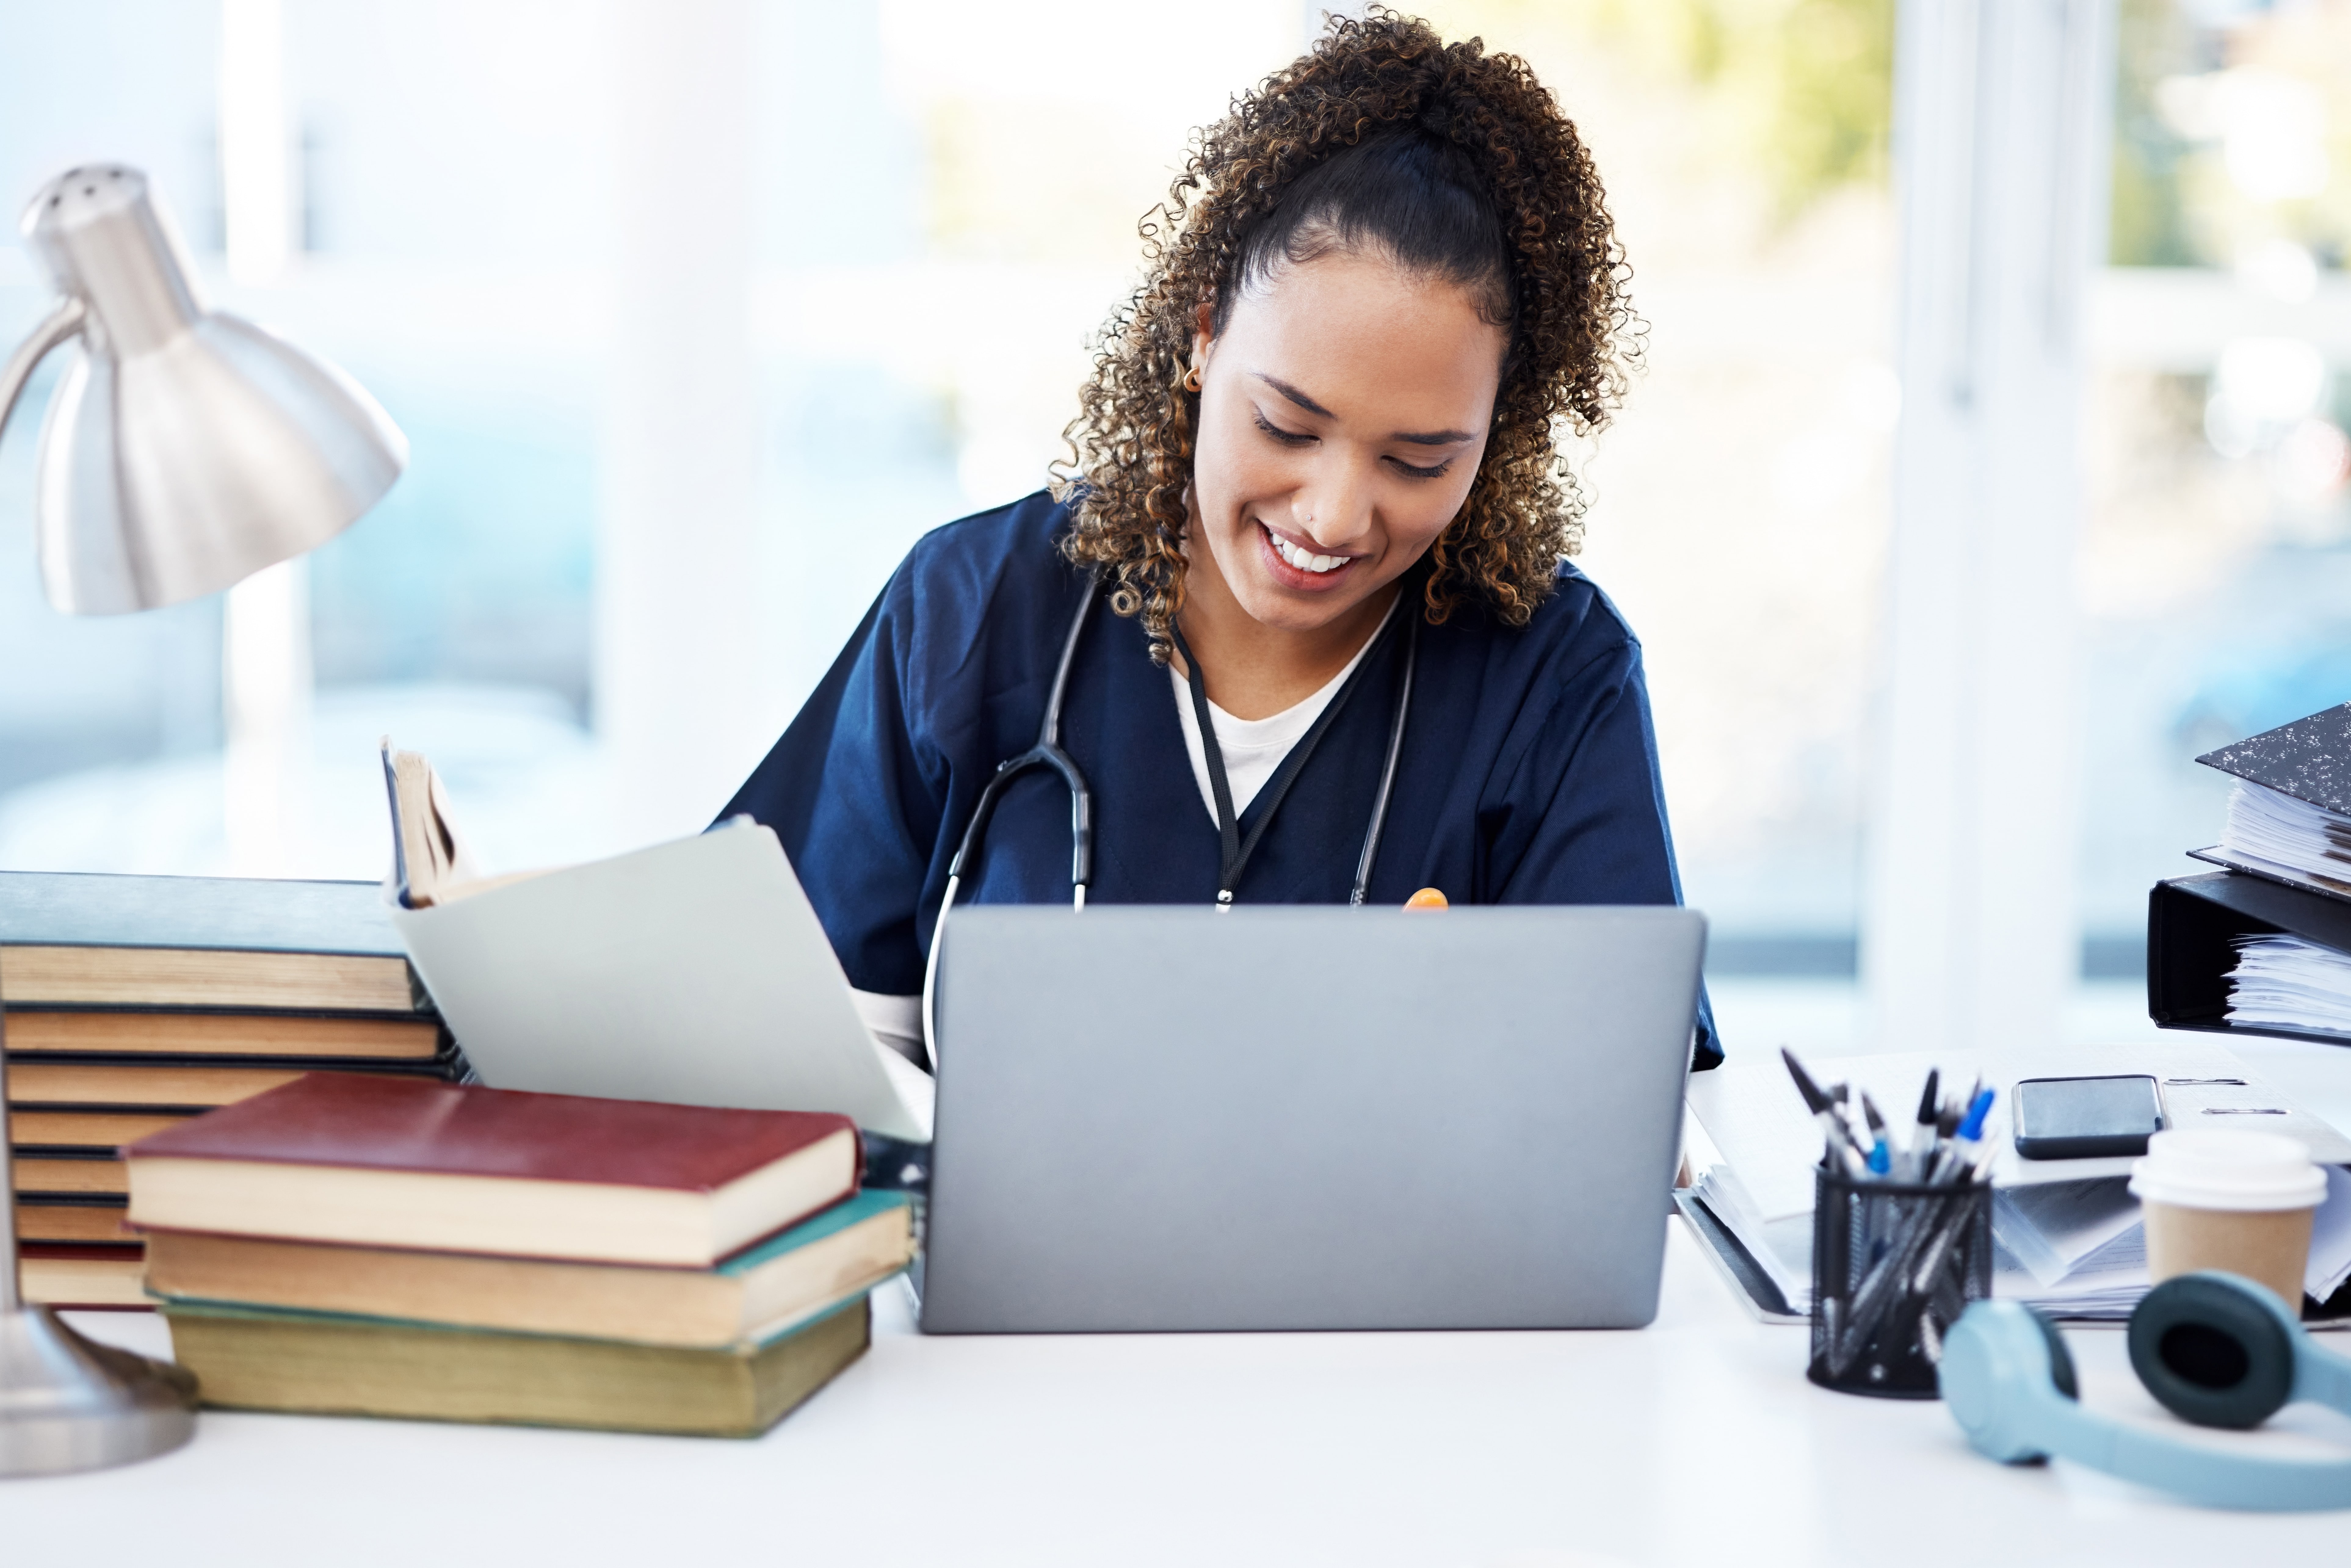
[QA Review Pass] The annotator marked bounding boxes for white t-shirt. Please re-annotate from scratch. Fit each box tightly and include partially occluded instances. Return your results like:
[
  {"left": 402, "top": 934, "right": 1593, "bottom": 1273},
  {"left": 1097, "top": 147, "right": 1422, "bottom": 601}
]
[{"left": 1171, "top": 601, "right": 1397, "bottom": 825}]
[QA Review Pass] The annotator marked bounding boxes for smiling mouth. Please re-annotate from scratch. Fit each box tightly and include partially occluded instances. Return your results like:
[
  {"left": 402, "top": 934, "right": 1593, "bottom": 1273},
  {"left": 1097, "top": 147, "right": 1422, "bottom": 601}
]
[{"left": 1259, "top": 521, "right": 1353, "bottom": 576}]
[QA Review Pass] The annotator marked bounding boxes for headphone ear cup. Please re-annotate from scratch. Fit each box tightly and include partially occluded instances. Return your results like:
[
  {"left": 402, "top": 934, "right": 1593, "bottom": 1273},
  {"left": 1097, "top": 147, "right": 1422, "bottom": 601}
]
[
  {"left": 2031, "top": 1305, "right": 2079, "bottom": 1401},
  {"left": 2129, "top": 1272, "right": 2298, "bottom": 1431},
  {"left": 1941, "top": 1301, "right": 2076, "bottom": 1463}
]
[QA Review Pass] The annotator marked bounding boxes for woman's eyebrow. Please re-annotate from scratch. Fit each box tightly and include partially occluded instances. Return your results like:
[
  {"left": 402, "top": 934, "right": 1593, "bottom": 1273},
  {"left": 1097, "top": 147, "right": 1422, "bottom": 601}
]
[
  {"left": 1249, "top": 372, "right": 1475, "bottom": 446},
  {"left": 1252, "top": 371, "right": 1335, "bottom": 418}
]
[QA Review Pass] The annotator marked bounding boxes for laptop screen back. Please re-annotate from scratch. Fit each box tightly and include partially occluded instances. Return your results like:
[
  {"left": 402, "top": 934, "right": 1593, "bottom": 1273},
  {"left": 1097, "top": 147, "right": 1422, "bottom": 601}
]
[{"left": 921, "top": 904, "right": 1704, "bottom": 1333}]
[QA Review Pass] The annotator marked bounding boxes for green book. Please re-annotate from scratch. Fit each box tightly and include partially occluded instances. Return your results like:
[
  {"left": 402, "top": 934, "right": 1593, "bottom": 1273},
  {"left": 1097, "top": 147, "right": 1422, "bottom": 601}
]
[{"left": 161, "top": 1293, "right": 873, "bottom": 1438}]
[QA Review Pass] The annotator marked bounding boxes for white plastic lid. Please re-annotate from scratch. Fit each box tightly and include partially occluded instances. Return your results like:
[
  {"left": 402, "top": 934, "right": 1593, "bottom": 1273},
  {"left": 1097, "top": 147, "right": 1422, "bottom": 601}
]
[{"left": 2128, "top": 1128, "right": 2327, "bottom": 1212}]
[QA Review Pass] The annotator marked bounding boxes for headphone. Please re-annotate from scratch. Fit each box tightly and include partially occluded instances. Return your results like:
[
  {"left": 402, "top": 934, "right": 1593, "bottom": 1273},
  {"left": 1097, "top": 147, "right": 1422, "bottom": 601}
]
[{"left": 1939, "top": 1272, "right": 2351, "bottom": 1512}]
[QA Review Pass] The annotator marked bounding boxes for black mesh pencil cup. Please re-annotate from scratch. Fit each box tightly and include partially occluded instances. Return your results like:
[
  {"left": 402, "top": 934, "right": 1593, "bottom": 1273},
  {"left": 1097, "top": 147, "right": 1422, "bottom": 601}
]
[{"left": 1807, "top": 1164, "right": 1991, "bottom": 1397}]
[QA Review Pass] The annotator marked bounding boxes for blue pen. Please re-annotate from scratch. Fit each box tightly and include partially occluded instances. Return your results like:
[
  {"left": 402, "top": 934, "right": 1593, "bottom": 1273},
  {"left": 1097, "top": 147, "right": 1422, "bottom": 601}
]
[
  {"left": 1935, "top": 1088, "right": 1996, "bottom": 1184},
  {"left": 1860, "top": 1092, "right": 1891, "bottom": 1176},
  {"left": 1959, "top": 1087, "right": 1994, "bottom": 1140}
]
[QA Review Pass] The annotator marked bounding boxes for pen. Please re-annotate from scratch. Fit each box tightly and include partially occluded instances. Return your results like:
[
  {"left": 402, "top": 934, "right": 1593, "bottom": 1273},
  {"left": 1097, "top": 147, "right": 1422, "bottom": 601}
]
[
  {"left": 1955, "top": 1086, "right": 1994, "bottom": 1164},
  {"left": 1835, "top": 1091, "right": 1872, "bottom": 1163},
  {"left": 1830, "top": 1081, "right": 1858, "bottom": 1137},
  {"left": 1820, "top": 1074, "right": 1874, "bottom": 1179},
  {"left": 1927, "top": 1102, "right": 1959, "bottom": 1179},
  {"left": 1933, "top": 1088, "right": 1996, "bottom": 1184},
  {"left": 1860, "top": 1092, "right": 1890, "bottom": 1176},
  {"left": 1907, "top": 1069, "right": 1940, "bottom": 1181},
  {"left": 1959, "top": 1086, "right": 1994, "bottom": 1141},
  {"left": 1962, "top": 1137, "right": 1998, "bottom": 1183},
  {"left": 1782, "top": 1048, "right": 1870, "bottom": 1178}
]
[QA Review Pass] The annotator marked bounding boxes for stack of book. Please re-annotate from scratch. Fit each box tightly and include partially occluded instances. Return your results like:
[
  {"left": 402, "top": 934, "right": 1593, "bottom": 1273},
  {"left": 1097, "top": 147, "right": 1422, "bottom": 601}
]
[
  {"left": 1, "top": 870, "right": 469, "bottom": 1308},
  {"left": 126, "top": 1073, "right": 914, "bottom": 1437}
]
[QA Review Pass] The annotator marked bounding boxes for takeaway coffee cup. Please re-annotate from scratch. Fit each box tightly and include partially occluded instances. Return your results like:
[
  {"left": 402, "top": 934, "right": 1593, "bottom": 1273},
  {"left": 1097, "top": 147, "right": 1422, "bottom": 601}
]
[{"left": 2129, "top": 1128, "right": 2326, "bottom": 1307}]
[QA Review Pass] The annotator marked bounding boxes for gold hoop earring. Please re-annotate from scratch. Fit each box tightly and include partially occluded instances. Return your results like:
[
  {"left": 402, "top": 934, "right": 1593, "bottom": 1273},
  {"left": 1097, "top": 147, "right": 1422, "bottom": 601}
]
[{"left": 1183, "top": 365, "right": 1201, "bottom": 393}]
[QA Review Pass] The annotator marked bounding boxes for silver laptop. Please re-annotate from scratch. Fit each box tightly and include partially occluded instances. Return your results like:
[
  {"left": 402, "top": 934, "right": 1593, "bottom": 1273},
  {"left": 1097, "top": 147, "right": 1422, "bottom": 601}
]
[{"left": 919, "top": 904, "right": 1705, "bottom": 1333}]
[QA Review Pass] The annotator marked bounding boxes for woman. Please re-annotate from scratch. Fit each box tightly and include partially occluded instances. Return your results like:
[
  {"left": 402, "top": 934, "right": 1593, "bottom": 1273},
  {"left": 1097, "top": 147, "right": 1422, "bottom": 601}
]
[{"left": 723, "top": 12, "right": 1720, "bottom": 1069}]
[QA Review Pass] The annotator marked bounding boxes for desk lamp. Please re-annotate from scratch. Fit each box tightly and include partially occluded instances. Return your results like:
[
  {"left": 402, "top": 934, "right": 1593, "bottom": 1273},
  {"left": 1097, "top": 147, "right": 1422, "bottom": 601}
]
[{"left": 0, "top": 164, "right": 407, "bottom": 1474}]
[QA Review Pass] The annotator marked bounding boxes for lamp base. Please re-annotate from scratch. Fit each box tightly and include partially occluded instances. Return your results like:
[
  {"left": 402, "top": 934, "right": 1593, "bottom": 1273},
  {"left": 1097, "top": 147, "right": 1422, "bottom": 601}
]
[{"left": 0, "top": 1305, "right": 197, "bottom": 1477}]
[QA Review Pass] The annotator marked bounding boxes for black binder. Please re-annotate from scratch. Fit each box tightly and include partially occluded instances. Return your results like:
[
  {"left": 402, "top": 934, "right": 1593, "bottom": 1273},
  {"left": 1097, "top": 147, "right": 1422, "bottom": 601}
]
[{"left": 2149, "top": 870, "right": 2351, "bottom": 1046}]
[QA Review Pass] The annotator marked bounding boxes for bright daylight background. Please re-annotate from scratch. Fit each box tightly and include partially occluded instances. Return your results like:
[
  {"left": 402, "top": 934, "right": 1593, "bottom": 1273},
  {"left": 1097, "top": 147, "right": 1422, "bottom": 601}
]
[{"left": 1, "top": 0, "right": 2347, "bottom": 1063}]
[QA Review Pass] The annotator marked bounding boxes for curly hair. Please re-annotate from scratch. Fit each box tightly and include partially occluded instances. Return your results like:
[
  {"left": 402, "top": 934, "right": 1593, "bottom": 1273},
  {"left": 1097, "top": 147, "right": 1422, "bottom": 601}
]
[{"left": 1053, "top": 8, "right": 1640, "bottom": 659}]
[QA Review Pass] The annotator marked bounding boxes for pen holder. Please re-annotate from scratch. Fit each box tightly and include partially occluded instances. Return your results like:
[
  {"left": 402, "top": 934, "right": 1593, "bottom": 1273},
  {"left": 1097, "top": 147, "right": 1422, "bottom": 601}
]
[{"left": 1807, "top": 1165, "right": 1991, "bottom": 1398}]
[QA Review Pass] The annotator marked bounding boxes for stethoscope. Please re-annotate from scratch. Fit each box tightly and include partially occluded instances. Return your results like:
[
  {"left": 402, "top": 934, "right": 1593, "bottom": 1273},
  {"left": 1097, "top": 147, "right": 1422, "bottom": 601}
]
[{"left": 919, "top": 568, "right": 1420, "bottom": 1054}]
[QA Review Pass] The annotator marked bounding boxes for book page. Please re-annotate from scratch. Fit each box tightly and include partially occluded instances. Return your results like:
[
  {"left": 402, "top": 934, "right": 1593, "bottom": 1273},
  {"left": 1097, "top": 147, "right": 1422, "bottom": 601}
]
[{"left": 390, "top": 820, "right": 931, "bottom": 1142}]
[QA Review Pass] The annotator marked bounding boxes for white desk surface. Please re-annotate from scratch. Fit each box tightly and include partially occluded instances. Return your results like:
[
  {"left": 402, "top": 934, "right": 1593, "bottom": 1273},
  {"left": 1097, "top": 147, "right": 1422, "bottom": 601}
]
[{"left": 14, "top": 1217, "right": 2351, "bottom": 1566}]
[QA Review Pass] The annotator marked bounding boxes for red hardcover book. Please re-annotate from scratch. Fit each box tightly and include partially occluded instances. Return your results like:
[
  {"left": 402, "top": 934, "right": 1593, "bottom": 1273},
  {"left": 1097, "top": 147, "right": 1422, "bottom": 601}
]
[{"left": 124, "top": 1073, "right": 859, "bottom": 1267}]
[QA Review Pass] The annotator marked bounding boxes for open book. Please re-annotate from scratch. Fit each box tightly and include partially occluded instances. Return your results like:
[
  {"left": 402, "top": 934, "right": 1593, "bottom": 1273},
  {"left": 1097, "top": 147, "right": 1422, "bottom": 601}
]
[
  {"left": 380, "top": 744, "right": 542, "bottom": 908},
  {"left": 378, "top": 743, "right": 933, "bottom": 1142}
]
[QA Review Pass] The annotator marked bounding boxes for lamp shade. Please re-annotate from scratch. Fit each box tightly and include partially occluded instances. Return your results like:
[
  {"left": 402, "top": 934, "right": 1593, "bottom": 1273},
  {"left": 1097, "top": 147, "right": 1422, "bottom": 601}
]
[{"left": 0, "top": 164, "right": 406, "bottom": 614}]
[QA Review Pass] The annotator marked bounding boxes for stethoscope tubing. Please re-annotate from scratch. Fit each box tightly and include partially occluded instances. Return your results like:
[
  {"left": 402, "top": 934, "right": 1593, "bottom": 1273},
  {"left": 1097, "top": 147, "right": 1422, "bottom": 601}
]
[
  {"left": 918, "top": 569, "right": 1417, "bottom": 1062},
  {"left": 919, "top": 569, "right": 1101, "bottom": 1059},
  {"left": 1352, "top": 609, "right": 1417, "bottom": 906}
]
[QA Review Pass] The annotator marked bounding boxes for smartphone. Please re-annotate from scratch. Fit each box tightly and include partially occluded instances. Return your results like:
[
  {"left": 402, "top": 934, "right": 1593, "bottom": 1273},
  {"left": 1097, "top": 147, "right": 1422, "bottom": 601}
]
[{"left": 2012, "top": 1074, "right": 2164, "bottom": 1160}]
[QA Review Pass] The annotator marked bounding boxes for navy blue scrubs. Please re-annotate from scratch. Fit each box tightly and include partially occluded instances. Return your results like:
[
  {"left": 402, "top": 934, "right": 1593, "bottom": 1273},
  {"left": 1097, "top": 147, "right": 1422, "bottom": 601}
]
[{"left": 721, "top": 490, "right": 1721, "bottom": 1067}]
